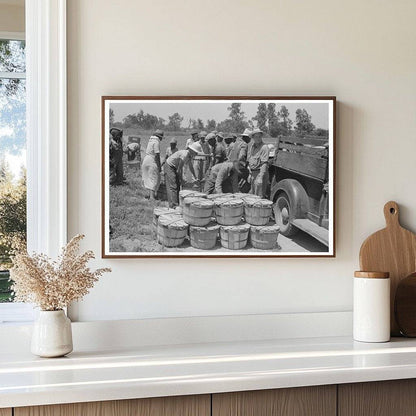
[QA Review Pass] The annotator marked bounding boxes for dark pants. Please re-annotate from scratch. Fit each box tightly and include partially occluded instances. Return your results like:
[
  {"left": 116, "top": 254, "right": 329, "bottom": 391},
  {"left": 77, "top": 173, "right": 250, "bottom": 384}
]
[{"left": 165, "top": 163, "right": 180, "bottom": 207}]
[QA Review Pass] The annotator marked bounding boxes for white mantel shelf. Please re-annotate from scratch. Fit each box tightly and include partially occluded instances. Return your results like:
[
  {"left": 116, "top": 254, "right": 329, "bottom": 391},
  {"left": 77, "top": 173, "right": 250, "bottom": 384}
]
[{"left": 2, "top": 336, "right": 416, "bottom": 408}]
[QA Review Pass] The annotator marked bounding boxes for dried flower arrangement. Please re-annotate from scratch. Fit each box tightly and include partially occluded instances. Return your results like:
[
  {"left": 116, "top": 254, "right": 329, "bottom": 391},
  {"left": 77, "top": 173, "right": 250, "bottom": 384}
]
[{"left": 10, "top": 234, "right": 111, "bottom": 311}]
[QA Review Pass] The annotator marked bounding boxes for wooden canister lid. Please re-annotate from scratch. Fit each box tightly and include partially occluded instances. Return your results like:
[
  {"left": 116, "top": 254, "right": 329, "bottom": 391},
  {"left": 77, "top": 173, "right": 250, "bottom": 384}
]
[{"left": 354, "top": 271, "right": 390, "bottom": 279}]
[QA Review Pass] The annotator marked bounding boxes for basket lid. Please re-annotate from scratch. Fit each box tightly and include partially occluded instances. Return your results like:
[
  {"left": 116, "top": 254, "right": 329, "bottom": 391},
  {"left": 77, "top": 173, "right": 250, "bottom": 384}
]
[
  {"left": 179, "top": 190, "right": 206, "bottom": 199},
  {"left": 183, "top": 197, "right": 214, "bottom": 208},
  {"left": 221, "top": 223, "right": 251, "bottom": 232},
  {"left": 190, "top": 221, "right": 220, "bottom": 231},
  {"left": 233, "top": 193, "right": 260, "bottom": 200},
  {"left": 215, "top": 198, "right": 244, "bottom": 207},
  {"left": 251, "top": 223, "right": 280, "bottom": 233},
  {"left": 207, "top": 193, "right": 235, "bottom": 200},
  {"left": 158, "top": 213, "right": 188, "bottom": 229},
  {"left": 245, "top": 198, "right": 273, "bottom": 208},
  {"left": 153, "top": 207, "right": 176, "bottom": 217}
]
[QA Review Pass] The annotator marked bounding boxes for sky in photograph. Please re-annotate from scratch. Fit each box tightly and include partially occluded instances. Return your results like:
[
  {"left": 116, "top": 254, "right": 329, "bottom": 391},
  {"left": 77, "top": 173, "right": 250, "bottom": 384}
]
[{"left": 110, "top": 101, "right": 330, "bottom": 129}]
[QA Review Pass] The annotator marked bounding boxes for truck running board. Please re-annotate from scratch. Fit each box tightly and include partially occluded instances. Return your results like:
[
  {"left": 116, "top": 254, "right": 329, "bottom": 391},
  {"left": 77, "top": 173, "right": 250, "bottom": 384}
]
[{"left": 292, "top": 219, "right": 329, "bottom": 247}]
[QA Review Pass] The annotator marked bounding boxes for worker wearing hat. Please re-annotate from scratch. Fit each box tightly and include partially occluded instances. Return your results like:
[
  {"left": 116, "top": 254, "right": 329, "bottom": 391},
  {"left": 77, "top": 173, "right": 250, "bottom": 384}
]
[
  {"left": 247, "top": 128, "right": 269, "bottom": 198},
  {"left": 193, "top": 131, "right": 211, "bottom": 190},
  {"left": 213, "top": 132, "right": 227, "bottom": 165},
  {"left": 164, "top": 137, "right": 178, "bottom": 163},
  {"left": 204, "top": 160, "right": 245, "bottom": 195},
  {"left": 229, "top": 128, "right": 251, "bottom": 164},
  {"left": 109, "top": 127, "right": 125, "bottom": 185},
  {"left": 126, "top": 135, "right": 141, "bottom": 164},
  {"left": 186, "top": 130, "right": 199, "bottom": 149},
  {"left": 165, "top": 143, "right": 200, "bottom": 208},
  {"left": 224, "top": 134, "right": 236, "bottom": 159},
  {"left": 141, "top": 130, "right": 164, "bottom": 200}
]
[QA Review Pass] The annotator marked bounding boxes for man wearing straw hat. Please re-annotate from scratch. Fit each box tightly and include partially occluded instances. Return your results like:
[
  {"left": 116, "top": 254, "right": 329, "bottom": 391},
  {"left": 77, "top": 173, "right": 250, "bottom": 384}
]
[
  {"left": 247, "top": 128, "right": 269, "bottom": 198},
  {"left": 192, "top": 131, "right": 211, "bottom": 190},
  {"left": 214, "top": 132, "right": 227, "bottom": 165},
  {"left": 165, "top": 143, "right": 200, "bottom": 208},
  {"left": 229, "top": 128, "right": 251, "bottom": 164},
  {"left": 186, "top": 130, "right": 199, "bottom": 149}
]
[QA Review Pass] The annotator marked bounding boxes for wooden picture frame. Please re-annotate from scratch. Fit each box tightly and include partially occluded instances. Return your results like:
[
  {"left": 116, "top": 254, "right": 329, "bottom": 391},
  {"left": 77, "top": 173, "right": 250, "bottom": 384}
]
[{"left": 102, "top": 96, "right": 336, "bottom": 258}]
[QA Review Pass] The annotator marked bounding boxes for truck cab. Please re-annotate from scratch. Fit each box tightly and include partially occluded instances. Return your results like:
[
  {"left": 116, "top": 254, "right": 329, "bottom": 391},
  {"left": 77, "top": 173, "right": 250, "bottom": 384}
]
[{"left": 269, "top": 135, "right": 329, "bottom": 247}]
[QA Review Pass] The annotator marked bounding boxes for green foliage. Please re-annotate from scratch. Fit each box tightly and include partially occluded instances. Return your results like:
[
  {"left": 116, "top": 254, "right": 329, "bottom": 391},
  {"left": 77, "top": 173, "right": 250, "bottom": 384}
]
[
  {"left": 277, "top": 105, "right": 292, "bottom": 136},
  {"left": 253, "top": 103, "right": 268, "bottom": 132},
  {"left": 167, "top": 112, "right": 183, "bottom": 131},
  {"left": 206, "top": 119, "right": 216, "bottom": 131},
  {"left": 295, "top": 108, "right": 315, "bottom": 136},
  {"left": 217, "top": 103, "right": 248, "bottom": 133},
  {"left": 122, "top": 110, "right": 165, "bottom": 130},
  {"left": 0, "top": 160, "right": 26, "bottom": 270}
]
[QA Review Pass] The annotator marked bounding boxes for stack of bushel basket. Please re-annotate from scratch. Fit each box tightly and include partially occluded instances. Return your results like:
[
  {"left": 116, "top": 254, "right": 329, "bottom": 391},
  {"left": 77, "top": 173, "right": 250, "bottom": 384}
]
[{"left": 154, "top": 191, "right": 280, "bottom": 250}]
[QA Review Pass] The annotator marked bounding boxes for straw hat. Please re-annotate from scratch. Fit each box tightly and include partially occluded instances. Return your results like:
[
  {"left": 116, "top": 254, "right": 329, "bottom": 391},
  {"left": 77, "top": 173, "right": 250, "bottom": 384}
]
[
  {"left": 154, "top": 129, "right": 164, "bottom": 139},
  {"left": 241, "top": 128, "right": 252, "bottom": 137},
  {"left": 251, "top": 128, "right": 263, "bottom": 136},
  {"left": 188, "top": 142, "right": 203, "bottom": 155}
]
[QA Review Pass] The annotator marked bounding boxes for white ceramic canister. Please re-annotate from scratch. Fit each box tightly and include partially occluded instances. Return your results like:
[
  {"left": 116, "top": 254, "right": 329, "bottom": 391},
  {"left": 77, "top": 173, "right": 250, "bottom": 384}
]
[
  {"left": 353, "top": 271, "right": 390, "bottom": 343},
  {"left": 31, "top": 310, "right": 73, "bottom": 357}
]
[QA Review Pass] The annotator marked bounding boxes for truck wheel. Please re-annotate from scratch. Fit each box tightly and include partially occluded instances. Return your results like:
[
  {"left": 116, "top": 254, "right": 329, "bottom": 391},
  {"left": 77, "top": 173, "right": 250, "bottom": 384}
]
[{"left": 274, "top": 192, "right": 298, "bottom": 237}]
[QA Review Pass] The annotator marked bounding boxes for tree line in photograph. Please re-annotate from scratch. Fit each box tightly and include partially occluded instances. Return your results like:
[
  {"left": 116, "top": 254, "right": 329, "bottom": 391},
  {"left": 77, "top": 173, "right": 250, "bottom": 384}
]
[{"left": 111, "top": 103, "right": 328, "bottom": 138}]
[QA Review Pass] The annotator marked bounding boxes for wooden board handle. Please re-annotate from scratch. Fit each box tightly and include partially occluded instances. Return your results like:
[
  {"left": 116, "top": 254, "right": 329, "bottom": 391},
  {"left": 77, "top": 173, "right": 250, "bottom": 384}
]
[{"left": 384, "top": 201, "right": 400, "bottom": 228}]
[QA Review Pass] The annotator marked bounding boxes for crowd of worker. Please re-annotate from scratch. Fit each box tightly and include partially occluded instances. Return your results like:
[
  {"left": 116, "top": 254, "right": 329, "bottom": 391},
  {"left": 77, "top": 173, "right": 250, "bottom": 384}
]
[{"left": 109, "top": 128, "right": 275, "bottom": 209}]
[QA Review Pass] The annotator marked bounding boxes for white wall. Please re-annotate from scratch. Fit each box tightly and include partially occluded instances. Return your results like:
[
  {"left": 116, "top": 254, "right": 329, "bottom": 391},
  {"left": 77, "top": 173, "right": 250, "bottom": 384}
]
[{"left": 67, "top": 0, "right": 416, "bottom": 322}]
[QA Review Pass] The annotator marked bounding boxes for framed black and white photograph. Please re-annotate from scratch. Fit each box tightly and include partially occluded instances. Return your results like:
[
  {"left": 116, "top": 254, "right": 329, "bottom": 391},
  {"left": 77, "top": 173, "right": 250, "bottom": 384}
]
[{"left": 102, "top": 96, "right": 336, "bottom": 258}]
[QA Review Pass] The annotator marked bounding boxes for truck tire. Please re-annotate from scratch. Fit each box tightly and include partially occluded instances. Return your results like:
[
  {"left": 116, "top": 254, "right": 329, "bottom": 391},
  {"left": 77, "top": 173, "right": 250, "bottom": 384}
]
[{"left": 274, "top": 192, "right": 298, "bottom": 237}]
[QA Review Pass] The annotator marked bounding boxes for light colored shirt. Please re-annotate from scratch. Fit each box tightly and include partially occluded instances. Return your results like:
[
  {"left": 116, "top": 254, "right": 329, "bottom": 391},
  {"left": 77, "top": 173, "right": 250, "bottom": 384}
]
[
  {"left": 208, "top": 162, "right": 239, "bottom": 194},
  {"left": 145, "top": 136, "right": 160, "bottom": 157},
  {"left": 167, "top": 149, "right": 191, "bottom": 170},
  {"left": 229, "top": 138, "right": 248, "bottom": 163},
  {"left": 165, "top": 147, "right": 178, "bottom": 159},
  {"left": 248, "top": 141, "right": 269, "bottom": 171}
]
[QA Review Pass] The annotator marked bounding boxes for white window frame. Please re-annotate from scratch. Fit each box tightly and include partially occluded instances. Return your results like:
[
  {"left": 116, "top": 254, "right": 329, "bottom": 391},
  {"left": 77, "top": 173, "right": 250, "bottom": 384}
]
[{"left": 0, "top": 0, "right": 67, "bottom": 323}]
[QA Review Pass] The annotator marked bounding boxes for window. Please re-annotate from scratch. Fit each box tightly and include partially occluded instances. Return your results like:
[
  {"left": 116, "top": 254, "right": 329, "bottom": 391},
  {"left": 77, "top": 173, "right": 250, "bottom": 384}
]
[
  {"left": 0, "top": 34, "right": 26, "bottom": 308},
  {"left": 0, "top": 1, "right": 67, "bottom": 323}
]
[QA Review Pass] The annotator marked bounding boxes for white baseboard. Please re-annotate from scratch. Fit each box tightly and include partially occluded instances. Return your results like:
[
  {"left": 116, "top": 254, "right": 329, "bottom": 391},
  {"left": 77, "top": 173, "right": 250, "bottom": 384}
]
[{"left": 0, "top": 311, "right": 352, "bottom": 353}]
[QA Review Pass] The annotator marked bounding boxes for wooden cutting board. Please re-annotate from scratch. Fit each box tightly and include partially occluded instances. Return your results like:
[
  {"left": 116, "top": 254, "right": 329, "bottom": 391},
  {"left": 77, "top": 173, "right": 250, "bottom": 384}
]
[{"left": 359, "top": 201, "right": 416, "bottom": 335}]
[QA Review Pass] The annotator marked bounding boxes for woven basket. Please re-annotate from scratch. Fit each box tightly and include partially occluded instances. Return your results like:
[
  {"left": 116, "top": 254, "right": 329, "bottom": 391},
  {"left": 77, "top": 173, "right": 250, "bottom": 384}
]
[
  {"left": 157, "top": 213, "right": 189, "bottom": 247},
  {"left": 244, "top": 198, "right": 273, "bottom": 226},
  {"left": 233, "top": 193, "right": 260, "bottom": 202},
  {"left": 206, "top": 193, "right": 235, "bottom": 201},
  {"left": 182, "top": 197, "right": 214, "bottom": 226},
  {"left": 179, "top": 190, "right": 207, "bottom": 207},
  {"left": 214, "top": 198, "right": 244, "bottom": 226},
  {"left": 220, "top": 223, "right": 251, "bottom": 250},
  {"left": 153, "top": 207, "right": 177, "bottom": 232},
  {"left": 189, "top": 222, "right": 220, "bottom": 250},
  {"left": 250, "top": 223, "right": 280, "bottom": 250}
]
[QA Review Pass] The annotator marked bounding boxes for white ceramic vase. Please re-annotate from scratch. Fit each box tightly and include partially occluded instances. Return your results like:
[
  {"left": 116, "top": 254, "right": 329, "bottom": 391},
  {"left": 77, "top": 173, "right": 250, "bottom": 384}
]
[{"left": 31, "top": 310, "right": 73, "bottom": 358}]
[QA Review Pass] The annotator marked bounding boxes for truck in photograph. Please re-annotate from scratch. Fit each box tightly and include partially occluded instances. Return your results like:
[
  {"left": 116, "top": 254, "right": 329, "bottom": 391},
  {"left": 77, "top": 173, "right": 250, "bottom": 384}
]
[{"left": 269, "top": 135, "right": 330, "bottom": 247}]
